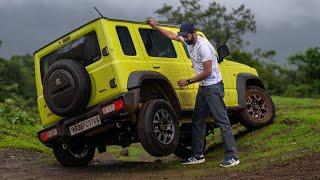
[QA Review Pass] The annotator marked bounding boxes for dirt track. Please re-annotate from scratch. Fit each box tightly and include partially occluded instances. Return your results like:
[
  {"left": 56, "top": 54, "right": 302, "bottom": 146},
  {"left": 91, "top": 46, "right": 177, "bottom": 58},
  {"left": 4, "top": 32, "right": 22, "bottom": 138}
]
[{"left": 1, "top": 149, "right": 320, "bottom": 179}]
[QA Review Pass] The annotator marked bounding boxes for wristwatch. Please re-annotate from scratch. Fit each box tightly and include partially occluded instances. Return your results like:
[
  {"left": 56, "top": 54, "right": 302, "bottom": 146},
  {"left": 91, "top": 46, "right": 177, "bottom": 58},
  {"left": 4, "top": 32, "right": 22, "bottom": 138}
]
[{"left": 187, "top": 79, "right": 192, "bottom": 84}]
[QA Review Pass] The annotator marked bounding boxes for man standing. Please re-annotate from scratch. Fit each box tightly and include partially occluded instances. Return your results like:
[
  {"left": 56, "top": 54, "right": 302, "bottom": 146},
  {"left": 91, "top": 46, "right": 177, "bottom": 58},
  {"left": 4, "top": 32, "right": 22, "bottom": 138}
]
[{"left": 147, "top": 18, "right": 239, "bottom": 167}]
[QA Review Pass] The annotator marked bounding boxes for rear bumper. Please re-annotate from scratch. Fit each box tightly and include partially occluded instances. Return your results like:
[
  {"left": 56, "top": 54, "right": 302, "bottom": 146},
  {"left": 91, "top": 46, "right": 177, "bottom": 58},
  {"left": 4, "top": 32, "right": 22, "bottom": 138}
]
[{"left": 38, "top": 89, "right": 140, "bottom": 147}]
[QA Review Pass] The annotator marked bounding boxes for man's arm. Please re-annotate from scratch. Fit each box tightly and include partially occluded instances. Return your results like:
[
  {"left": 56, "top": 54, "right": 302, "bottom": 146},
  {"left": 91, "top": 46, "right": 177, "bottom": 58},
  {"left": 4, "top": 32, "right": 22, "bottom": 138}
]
[
  {"left": 190, "top": 61, "right": 212, "bottom": 83},
  {"left": 178, "top": 44, "right": 216, "bottom": 87},
  {"left": 147, "top": 18, "right": 182, "bottom": 42},
  {"left": 177, "top": 60, "right": 212, "bottom": 87}
]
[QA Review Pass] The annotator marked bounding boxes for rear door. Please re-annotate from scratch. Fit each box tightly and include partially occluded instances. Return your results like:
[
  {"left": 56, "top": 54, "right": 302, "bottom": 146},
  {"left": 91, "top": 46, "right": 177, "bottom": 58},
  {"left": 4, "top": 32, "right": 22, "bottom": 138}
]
[
  {"left": 105, "top": 21, "right": 149, "bottom": 94},
  {"left": 37, "top": 20, "right": 118, "bottom": 126}
]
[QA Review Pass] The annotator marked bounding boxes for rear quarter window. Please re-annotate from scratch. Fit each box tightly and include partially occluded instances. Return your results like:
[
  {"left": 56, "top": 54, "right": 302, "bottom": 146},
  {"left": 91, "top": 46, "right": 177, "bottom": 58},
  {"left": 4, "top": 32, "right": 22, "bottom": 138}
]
[{"left": 116, "top": 26, "right": 136, "bottom": 56}]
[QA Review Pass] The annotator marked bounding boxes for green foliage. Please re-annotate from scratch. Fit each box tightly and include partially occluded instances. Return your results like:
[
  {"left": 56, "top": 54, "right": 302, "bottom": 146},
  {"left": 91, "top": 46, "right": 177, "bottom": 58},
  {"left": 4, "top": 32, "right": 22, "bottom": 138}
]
[
  {"left": 0, "top": 54, "right": 36, "bottom": 101},
  {"left": 4, "top": 54, "right": 36, "bottom": 100},
  {"left": 0, "top": 58, "right": 20, "bottom": 101},
  {"left": 229, "top": 50, "right": 288, "bottom": 95},
  {"left": 0, "top": 39, "right": 2, "bottom": 47},
  {"left": 288, "top": 47, "right": 320, "bottom": 81},
  {"left": 0, "top": 98, "right": 38, "bottom": 125},
  {"left": 155, "top": 0, "right": 256, "bottom": 49},
  {"left": 154, "top": 1, "right": 319, "bottom": 98},
  {"left": 0, "top": 115, "right": 48, "bottom": 153},
  {"left": 229, "top": 47, "right": 320, "bottom": 98},
  {"left": 284, "top": 47, "right": 320, "bottom": 98}
]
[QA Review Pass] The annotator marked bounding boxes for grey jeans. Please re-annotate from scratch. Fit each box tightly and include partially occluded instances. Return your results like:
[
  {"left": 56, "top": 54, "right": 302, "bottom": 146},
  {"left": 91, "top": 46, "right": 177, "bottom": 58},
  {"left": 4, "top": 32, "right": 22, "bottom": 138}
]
[{"left": 191, "top": 81, "right": 237, "bottom": 159}]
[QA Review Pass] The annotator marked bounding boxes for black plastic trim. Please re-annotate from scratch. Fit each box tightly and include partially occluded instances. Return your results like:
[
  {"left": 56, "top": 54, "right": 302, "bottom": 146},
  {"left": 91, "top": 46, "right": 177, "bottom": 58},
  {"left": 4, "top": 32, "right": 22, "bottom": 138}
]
[
  {"left": 128, "top": 71, "right": 169, "bottom": 89},
  {"left": 127, "top": 71, "right": 181, "bottom": 114},
  {"left": 236, "top": 73, "right": 264, "bottom": 106}
]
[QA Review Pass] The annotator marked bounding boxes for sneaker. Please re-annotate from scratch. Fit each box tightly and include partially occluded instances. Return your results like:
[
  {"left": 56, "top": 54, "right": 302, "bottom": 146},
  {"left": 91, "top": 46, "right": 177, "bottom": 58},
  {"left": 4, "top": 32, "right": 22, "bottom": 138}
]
[
  {"left": 181, "top": 155, "right": 205, "bottom": 165},
  {"left": 219, "top": 157, "right": 240, "bottom": 167}
]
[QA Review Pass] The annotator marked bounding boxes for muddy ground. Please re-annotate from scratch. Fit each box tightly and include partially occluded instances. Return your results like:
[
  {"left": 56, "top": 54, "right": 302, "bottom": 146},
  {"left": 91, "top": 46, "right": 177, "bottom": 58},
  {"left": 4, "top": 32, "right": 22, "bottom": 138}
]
[{"left": 0, "top": 148, "right": 319, "bottom": 180}]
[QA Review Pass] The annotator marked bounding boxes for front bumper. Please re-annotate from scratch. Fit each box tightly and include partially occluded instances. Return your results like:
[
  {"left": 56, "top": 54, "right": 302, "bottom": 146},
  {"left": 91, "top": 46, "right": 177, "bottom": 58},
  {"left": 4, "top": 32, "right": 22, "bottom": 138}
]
[{"left": 37, "top": 89, "right": 140, "bottom": 147}]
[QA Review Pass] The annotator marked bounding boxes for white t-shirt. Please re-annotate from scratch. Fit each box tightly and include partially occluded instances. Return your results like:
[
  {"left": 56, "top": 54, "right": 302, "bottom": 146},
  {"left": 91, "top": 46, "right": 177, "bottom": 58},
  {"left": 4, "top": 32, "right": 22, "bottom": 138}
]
[{"left": 179, "top": 35, "right": 222, "bottom": 86}]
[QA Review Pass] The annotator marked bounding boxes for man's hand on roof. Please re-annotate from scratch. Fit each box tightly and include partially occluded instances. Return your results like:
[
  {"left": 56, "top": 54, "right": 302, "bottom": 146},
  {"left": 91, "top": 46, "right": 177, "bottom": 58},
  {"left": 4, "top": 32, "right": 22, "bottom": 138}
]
[{"left": 146, "top": 17, "right": 158, "bottom": 28}]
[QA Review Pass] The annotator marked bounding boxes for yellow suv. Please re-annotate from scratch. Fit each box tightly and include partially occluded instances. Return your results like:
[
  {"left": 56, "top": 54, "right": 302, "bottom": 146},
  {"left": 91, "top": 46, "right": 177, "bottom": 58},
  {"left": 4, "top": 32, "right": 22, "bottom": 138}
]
[{"left": 34, "top": 17, "right": 275, "bottom": 167}]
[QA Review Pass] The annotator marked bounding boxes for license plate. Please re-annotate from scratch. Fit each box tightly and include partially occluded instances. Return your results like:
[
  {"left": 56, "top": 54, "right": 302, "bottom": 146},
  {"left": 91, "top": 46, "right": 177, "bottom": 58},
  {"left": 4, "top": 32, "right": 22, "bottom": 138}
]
[{"left": 69, "top": 115, "right": 101, "bottom": 136}]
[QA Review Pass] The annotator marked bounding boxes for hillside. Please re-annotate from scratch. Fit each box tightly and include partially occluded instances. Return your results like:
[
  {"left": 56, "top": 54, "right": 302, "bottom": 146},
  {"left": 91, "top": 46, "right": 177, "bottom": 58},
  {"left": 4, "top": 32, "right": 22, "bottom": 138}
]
[{"left": 0, "top": 96, "right": 320, "bottom": 179}]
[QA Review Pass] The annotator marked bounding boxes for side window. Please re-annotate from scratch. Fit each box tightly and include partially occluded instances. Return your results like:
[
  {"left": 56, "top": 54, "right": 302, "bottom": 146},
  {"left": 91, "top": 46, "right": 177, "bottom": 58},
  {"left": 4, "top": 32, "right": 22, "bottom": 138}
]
[
  {"left": 40, "top": 31, "right": 101, "bottom": 80},
  {"left": 139, "top": 29, "right": 177, "bottom": 58},
  {"left": 116, "top": 26, "right": 136, "bottom": 56}
]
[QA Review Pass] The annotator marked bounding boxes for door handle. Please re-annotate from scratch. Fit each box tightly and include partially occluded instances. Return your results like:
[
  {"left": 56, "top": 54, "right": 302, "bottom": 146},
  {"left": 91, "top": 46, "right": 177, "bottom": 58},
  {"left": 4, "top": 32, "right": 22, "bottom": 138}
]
[{"left": 152, "top": 64, "right": 160, "bottom": 69}]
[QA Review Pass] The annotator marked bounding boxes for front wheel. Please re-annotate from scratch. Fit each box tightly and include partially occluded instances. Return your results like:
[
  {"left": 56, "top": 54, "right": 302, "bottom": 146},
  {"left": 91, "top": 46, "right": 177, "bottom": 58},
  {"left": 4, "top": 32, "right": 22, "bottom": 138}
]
[
  {"left": 53, "top": 142, "right": 95, "bottom": 167},
  {"left": 239, "top": 86, "right": 276, "bottom": 129},
  {"left": 137, "top": 99, "right": 180, "bottom": 157}
]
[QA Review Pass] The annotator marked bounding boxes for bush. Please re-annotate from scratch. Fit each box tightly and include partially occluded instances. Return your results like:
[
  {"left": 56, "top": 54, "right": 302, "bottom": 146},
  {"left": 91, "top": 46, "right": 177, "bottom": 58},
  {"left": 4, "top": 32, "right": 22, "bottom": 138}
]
[
  {"left": 0, "top": 98, "right": 38, "bottom": 125},
  {"left": 283, "top": 84, "right": 320, "bottom": 98}
]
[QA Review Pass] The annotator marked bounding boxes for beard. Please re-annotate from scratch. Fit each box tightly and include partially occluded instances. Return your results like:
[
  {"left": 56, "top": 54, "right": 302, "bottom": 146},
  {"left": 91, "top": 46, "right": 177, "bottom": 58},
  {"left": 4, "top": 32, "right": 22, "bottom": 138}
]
[{"left": 185, "top": 35, "right": 196, "bottom": 45}]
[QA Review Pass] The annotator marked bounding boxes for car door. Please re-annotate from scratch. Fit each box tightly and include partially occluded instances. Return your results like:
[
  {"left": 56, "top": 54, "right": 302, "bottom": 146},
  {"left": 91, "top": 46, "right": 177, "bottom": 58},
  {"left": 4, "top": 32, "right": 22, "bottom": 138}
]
[{"left": 134, "top": 25, "right": 193, "bottom": 109}]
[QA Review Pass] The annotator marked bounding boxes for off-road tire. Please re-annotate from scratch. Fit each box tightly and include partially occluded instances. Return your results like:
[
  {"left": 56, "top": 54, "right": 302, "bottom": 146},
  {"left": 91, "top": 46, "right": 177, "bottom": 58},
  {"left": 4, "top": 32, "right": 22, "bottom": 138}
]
[
  {"left": 43, "top": 59, "right": 91, "bottom": 117},
  {"left": 53, "top": 142, "right": 95, "bottom": 167},
  {"left": 239, "top": 86, "right": 275, "bottom": 129},
  {"left": 137, "top": 99, "right": 180, "bottom": 157}
]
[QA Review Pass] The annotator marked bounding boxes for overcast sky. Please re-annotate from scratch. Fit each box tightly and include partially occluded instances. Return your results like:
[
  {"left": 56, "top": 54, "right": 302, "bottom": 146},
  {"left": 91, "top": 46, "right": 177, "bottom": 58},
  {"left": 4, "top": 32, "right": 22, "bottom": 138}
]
[{"left": 0, "top": 0, "right": 320, "bottom": 64}]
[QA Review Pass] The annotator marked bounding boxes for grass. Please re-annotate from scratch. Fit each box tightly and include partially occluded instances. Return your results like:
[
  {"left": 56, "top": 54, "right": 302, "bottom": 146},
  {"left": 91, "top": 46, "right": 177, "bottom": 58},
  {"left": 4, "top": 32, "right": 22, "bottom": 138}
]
[
  {"left": 0, "top": 119, "right": 50, "bottom": 153},
  {"left": 100, "top": 96, "right": 320, "bottom": 178},
  {"left": 0, "top": 96, "right": 319, "bottom": 178}
]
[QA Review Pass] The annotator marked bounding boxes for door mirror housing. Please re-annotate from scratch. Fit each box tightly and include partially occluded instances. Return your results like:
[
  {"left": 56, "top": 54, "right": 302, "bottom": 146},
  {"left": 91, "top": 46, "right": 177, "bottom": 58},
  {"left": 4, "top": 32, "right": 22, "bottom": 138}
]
[{"left": 217, "top": 45, "right": 230, "bottom": 63}]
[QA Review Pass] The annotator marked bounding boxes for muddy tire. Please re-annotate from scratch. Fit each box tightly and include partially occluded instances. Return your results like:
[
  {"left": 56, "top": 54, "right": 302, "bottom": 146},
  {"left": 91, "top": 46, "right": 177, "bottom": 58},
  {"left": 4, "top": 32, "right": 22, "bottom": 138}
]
[
  {"left": 137, "top": 99, "right": 180, "bottom": 157},
  {"left": 53, "top": 142, "right": 95, "bottom": 167},
  {"left": 239, "top": 86, "right": 275, "bottom": 129}
]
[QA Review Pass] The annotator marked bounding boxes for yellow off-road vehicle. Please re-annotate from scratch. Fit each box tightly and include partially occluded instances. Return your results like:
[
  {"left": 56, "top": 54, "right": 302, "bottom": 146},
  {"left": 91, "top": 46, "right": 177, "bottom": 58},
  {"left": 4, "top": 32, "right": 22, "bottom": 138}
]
[{"left": 34, "top": 17, "right": 275, "bottom": 167}]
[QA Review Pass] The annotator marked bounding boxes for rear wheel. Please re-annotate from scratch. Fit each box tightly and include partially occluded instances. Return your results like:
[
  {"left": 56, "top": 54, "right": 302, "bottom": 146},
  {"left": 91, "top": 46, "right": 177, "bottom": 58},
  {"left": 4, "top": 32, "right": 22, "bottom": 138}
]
[
  {"left": 137, "top": 99, "right": 180, "bottom": 157},
  {"left": 53, "top": 142, "right": 95, "bottom": 167},
  {"left": 239, "top": 86, "right": 275, "bottom": 129}
]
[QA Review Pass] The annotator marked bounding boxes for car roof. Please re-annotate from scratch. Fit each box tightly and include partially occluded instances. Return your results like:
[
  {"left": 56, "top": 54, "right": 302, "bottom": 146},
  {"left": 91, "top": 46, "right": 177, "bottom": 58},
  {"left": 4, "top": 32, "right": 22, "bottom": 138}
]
[{"left": 33, "top": 17, "right": 180, "bottom": 55}]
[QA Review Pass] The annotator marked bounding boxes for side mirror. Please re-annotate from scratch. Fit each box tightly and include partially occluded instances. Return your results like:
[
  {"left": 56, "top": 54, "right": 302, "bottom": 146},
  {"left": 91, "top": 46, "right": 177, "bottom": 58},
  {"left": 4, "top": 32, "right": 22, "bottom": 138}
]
[{"left": 217, "top": 45, "right": 230, "bottom": 63}]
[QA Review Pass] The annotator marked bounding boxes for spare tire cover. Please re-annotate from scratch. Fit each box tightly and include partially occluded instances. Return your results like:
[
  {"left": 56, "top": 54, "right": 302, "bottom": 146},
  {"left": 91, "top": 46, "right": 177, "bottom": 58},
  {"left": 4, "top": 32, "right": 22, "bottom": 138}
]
[{"left": 43, "top": 59, "right": 91, "bottom": 117}]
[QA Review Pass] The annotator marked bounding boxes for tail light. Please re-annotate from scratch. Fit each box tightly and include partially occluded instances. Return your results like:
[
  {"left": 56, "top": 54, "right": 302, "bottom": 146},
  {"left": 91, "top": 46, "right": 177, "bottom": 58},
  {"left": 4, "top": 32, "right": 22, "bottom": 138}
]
[
  {"left": 39, "top": 128, "right": 58, "bottom": 142},
  {"left": 101, "top": 99, "right": 124, "bottom": 116}
]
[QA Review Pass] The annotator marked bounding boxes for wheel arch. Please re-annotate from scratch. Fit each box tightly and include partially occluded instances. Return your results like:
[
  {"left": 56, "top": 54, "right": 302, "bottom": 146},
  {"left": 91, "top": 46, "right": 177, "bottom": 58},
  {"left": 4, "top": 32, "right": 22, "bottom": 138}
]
[
  {"left": 236, "top": 73, "right": 266, "bottom": 106},
  {"left": 127, "top": 71, "right": 181, "bottom": 114}
]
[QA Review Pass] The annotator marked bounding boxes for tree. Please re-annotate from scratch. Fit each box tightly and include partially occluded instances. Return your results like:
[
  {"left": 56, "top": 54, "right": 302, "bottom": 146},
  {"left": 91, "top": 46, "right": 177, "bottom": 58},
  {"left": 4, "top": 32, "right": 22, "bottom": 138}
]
[
  {"left": 0, "top": 58, "right": 19, "bottom": 102},
  {"left": 229, "top": 50, "right": 289, "bottom": 95},
  {"left": 288, "top": 47, "right": 320, "bottom": 84},
  {"left": 286, "top": 47, "right": 320, "bottom": 97},
  {"left": 3, "top": 54, "right": 36, "bottom": 100},
  {"left": 155, "top": 0, "right": 256, "bottom": 49}
]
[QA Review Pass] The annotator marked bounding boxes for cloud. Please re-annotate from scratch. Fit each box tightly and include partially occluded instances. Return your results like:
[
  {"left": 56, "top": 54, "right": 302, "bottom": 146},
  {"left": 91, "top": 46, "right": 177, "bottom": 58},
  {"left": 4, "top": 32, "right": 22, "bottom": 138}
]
[{"left": 0, "top": 0, "right": 319, "bottom": 63}]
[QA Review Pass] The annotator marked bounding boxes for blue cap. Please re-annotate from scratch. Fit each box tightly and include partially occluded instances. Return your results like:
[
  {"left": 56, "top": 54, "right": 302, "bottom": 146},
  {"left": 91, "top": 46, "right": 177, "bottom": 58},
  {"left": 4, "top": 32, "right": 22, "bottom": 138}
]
[{"left": 178, "top": 23, "right": 195, "bottom": 37}]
